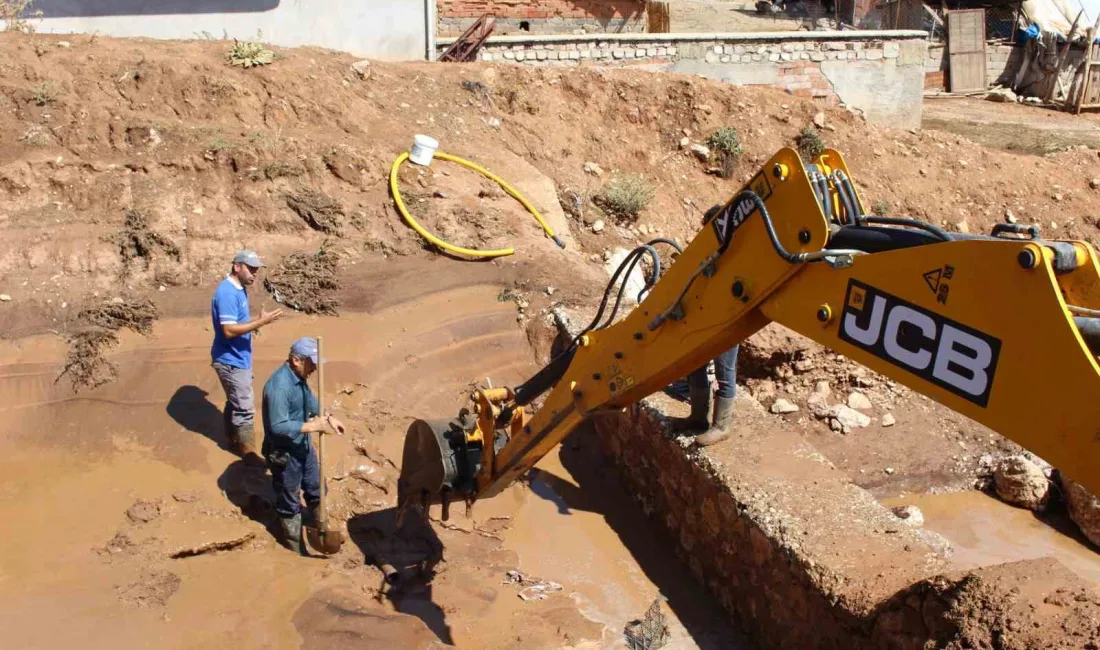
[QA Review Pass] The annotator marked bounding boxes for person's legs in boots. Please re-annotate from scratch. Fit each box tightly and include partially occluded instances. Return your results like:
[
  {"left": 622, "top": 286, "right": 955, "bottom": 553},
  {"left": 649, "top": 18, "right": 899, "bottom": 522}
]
[
  {"left": 273, "top": 453, "right": 305, "bottom": 554},
  {"left": 214, "top": 363, "right": 258, "bottom": 459},
  {"left": 696, "top": 345, "right": 739, "bottom": 446},
  {"left": 301, "top": 443, "right": 322, "bottom": 528},
  {"left": 668, "top": 365, "right": 712, "bottom": 434}
]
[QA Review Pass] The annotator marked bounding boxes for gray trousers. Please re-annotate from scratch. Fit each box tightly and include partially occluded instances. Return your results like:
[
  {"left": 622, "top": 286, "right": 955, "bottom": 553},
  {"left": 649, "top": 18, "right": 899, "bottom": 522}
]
[{"left": 212, "top": 362, "right": 255, "bottom": 446}]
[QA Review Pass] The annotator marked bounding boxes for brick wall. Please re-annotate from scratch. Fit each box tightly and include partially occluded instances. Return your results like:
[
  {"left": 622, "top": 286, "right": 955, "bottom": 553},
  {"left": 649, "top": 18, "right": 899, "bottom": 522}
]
[
  {"left": 439, "top": 0, "right": 647, "bottom": 36},
  {"left": 435, "top": 31, "right": 928, "bottom": 127}
]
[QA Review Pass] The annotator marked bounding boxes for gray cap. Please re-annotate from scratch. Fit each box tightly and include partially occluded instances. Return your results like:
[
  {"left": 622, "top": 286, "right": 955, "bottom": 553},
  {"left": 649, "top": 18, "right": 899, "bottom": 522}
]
[{"left": 232, "top": 249, "right": 265, "bottom": 268}]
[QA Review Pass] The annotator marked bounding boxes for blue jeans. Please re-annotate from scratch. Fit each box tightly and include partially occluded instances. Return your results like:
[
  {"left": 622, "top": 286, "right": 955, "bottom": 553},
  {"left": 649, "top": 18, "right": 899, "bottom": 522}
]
[
  {"left": 688, "top": 345, "right": 739, "bottom": 399},
  {"left": 272, "top": 444, "right": 320, "bottom": 518}
]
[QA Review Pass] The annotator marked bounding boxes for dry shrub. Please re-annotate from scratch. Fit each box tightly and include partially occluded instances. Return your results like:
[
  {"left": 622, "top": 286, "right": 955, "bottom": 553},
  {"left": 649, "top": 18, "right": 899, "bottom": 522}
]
[
  {"left": 108, "top": 209, "right": 181, "bottom": 270},
  {"left": 796, "top": 127, "right": 826, "bottom": 161},
  {"left": 286, "top": 188, "right": 344, "bottom": 233},
  {"left": 595, "top": 173, "right": 654, "bottom": 223},
  {"left": 57, "top": 298, "right": 159, "bottom": 392},
  {"left": 706, "top": 127, "right": 744, "bottom": 180},
  {"left": 264, "top": 245, "right": 340, "bottom": 315}
]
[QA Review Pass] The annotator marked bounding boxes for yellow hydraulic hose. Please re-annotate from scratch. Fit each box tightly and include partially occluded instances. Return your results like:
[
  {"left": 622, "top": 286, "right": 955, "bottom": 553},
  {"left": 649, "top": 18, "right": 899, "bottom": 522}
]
[{"left": 389, "top": 151, "right": 566, "bottom": 259}]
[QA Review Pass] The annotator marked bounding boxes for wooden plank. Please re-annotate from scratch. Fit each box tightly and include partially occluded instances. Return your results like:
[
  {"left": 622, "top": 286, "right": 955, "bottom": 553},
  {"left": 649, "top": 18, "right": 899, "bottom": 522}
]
[
  {"left": 948, "top": 9, "right": 987, "bottom": 91},
  {"left": 646, "top": 1, "right": 670, "bottom": 33}
]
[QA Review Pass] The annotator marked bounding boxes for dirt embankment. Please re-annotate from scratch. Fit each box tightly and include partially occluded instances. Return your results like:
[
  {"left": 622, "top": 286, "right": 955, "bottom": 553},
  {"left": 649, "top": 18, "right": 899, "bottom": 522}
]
[{"left": 3, "top": 30, "right": 1100, "bottom": 650}]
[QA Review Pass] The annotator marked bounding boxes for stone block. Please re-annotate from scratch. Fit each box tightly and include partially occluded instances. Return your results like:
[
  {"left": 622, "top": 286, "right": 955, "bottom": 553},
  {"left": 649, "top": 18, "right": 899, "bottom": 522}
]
[
  {"left": 668, "top": 47, "right": 678, "bottom": 56},
  {"left": 781, "top": 52, "right": 793, "bottom": 61},
  {"left": 536, "top": 50, "right": 548, "bottom": 60},
  {"left": 782, "top": 43, "right": 796, "bottom": 52},
  {"left": 613, "top": 49, "right": 625, "bottom": 59},
  {"left": 735, "top": 45, "right": 745, "bottom": 54},
  {"left": 812, "top": 52, "right": 826, "bottom": 62},
  {"left": 769, "top": 53, "right": 780, "bottom": 62},
  {"left": 742, "top": 54, "right": 753, "bottom": 63},
  {"left": 826, "top": 42, "right": 847, "bottom": 50},
  {"left": 504, "top": 50, "right": 515, "bottom": 60},
  {"left": 706, "top": 50, "right": 719, "bottom": 63},
  {"left": 721, "top": 55, "right": 732, "bottom": 63},
  {"left": 800, "top": 52, "right": 809, "bottom": 60},
  {"left": 714, "top": 44, "right": 724, "bottom": 53},
  {"left": 515, "top": 51, "right": 526, "bottom": 61},
  {"left": 657, "top": 47, "right": 667, "bottom": 56},
  {"left": 866, "top": 50, "right": 884, "bottom": 61},
  {"left": 634, "top": 49, "right": 645, "bottom": 57},
  {"left": 753, "top": 53, "right": 764, "bottom": 62},
  {"left": 647, "top": 47, "right": 658, "bottom": 56},
  {"left": 884, "top": 42, "right": 900, "bottom": 58},
  {"left": 581, "top": 49, "right": 592, "bottom": 58}
]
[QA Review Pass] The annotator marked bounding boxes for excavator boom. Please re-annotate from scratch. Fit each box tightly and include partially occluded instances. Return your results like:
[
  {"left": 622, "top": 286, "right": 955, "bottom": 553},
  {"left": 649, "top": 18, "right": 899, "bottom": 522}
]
[{"left": 397, "top": 148, "right": 1100, "bottom": 519}]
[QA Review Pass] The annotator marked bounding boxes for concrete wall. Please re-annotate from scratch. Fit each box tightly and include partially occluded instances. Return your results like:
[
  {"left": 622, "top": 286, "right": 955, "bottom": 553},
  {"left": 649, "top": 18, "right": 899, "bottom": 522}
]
[
  {"left": 439, "top": 0, "right": 646, "bottom": 36},
  {"left": 6, "top": 0, "right": 432, "bottom": 61},
  {"left": 436, "top": 31, "right": 929, "bottom": 127}
]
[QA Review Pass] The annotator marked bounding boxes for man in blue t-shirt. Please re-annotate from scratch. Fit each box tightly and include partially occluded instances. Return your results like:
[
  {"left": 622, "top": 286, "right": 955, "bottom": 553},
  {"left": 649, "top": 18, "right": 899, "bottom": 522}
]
[{"left": 211, "top": 249, "right": 283, "bottom": 460}]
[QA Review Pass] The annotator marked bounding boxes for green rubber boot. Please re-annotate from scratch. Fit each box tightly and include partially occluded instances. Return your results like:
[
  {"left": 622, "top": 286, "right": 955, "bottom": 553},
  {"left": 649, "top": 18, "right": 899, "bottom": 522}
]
[
  {"left": 280, "top": 513, "right": 303, "bottom": 554},
  {"left": 668, "top": 379, "right": 711, "bottom": 434},
  {"left": 695, "top": 396, "right": 735, "bottom": 447}
]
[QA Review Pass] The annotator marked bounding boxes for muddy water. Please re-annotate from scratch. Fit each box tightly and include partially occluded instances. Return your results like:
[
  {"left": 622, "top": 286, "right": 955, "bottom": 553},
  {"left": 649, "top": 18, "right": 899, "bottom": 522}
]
[
  {"left": 0, "top": 281, "right": 747, "bottom": 649},
  {"left": 882, "top": 491, "right": 1100, "bottom": 588}
]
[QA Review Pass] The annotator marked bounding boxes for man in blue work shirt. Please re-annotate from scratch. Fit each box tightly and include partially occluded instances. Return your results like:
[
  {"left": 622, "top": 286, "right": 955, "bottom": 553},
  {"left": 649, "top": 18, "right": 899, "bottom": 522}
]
[
  {"left": 262, "top": 337, "right": 345, "bottom": 554},
  {"left": 211, "top": 249, "right": 283, "bottom": 460}
]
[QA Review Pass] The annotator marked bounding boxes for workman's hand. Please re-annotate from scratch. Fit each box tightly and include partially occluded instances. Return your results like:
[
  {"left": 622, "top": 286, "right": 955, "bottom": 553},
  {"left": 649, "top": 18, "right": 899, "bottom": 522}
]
[
  {"left": 325, "top": 415, "right": 346, "bottom": 436},
  {"left": 260, "top": 305, "right": 284, "bottom": 325},
  {"left": 303, "top": 416, "right": 325, "bottom": 433}
]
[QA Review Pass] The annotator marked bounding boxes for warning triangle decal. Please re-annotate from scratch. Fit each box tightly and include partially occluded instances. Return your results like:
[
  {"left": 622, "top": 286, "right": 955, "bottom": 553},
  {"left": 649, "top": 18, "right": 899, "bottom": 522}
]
[{"left": 923, "top": 268, "right": 942, "bottom": 295}]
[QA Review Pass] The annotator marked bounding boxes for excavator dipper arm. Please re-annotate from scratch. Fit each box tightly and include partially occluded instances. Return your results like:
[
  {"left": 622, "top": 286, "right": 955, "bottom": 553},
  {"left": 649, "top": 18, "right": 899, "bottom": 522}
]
[{"left": 397, "top": 147, "right": 1100, "bottom": 517}]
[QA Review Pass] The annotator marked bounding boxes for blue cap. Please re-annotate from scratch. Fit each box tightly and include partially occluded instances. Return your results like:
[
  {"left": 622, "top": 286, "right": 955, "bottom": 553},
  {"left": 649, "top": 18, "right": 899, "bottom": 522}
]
[
  {"left": 290, "top": 337, "right": 324, "bottom": 364},
  {"left": 232, "top": 249, "right": 265, "bottom": 268}
]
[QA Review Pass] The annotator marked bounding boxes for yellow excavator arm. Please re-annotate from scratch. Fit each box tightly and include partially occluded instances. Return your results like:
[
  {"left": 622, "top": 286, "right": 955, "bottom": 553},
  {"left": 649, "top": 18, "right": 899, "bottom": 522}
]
[{"left": 397, "top": 147, "right": 1100, "bottom": 519}]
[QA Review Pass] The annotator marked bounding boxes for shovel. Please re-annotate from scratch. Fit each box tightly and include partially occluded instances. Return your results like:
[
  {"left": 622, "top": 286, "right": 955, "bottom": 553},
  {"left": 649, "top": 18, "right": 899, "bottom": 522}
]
[{"left": 303, "top": 335, "right": 346, "bottom": 555}]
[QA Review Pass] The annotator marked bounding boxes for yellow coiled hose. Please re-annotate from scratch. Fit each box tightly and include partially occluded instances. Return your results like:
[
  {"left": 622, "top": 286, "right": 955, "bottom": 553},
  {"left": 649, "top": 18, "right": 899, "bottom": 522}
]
[{"left": 389, "top": 150, "right": 565, "bottom": 259}]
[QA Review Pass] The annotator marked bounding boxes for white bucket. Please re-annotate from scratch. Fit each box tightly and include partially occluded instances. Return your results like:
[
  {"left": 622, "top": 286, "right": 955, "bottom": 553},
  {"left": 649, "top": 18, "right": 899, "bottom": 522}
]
[{"left": 409, "top": 134, "right": 439, "bottom": 166}]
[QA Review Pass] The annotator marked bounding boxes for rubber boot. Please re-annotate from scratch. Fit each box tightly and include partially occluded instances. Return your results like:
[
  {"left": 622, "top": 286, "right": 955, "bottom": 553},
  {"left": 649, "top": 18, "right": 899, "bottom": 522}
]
[
  {"left": 237, "top": 423, "right": 264, "bottom": 466},
  {"left": 280, "top": 513, "right": 303, "bottom": 554},
  {"left": 668, "top": 379, "right": 712, "bottom": 434},
  {"left": 695, "top": 396, "right": 735, "bottom": 447}
]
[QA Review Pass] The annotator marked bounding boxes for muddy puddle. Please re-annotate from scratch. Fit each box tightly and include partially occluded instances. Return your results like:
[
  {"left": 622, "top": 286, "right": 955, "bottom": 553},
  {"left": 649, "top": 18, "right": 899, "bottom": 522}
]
[
  {"left": 882, "top": 491, "right": 1100, "bottom": 588},
  {"left": 0, "top": 280, "right": 748, "bottom": 649}
]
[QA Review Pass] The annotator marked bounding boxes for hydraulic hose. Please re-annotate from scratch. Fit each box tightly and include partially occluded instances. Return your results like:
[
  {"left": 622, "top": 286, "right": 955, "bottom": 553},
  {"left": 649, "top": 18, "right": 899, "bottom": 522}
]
[{"left": 389, "top": 151, "right": 566, "bottom": 259}]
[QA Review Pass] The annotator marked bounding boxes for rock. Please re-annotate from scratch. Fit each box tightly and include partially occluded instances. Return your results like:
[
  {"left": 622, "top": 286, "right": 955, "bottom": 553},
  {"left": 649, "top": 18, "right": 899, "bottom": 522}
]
[
  {"left": 994, "top": 455, "right": 1051, "bottom": 511},
  {"left": 697, "top": 104, "right": 713, "bottom": 114},
  {"left": 828, "top": 405, "right": 871, "bottom": 433},
  {"left": 955, "top": 220, "right": 970, "bottom": 234},
  {"left": 545, "top": 286, "right": 555, "bottom": 296},
  {"left": 958, "top": 160, "right": 969, "bottom": 168},
  {"left": 350, "top": 59, "right": 372, "bottom": 80},
  {"left": 892, "top": 505, "right": 924, "bottom": 527},
  {"left": 126, "top": 500, "right": 161, "bottom": 524},
  {"left": 1004, "top": 210, "right": 1017, "bottom": 224},
  {"left": 812, "top": 111, "right": 826, "bottom": 128},
  {"left": 1091, "top": 178, "right": 1100, "bottom": 189},
  {"left": 770, "top": 399, "right": 799, "bottom": 414},
  {"left": 57, "top": 41, "right": 72, "bottom": 48},
  {"left": 1024, "top": 96, "right": 1042, "bottom": 104},
  {"left": 847, "top": 392, "right": 873, "bottom": 410},
  {"left": 0, "top": 294, "right": 10, "bottom": 302},
  {"left": 881, "top": 413, "right": 896, "bottom": 427},
  {"left": 690, "top": 144, "right": 711, "bottom": 161},
  {"left": 1053, "top": 193, "right": 1064, "bottom": 202},
  {"left": 985, "top": 88, "right": 1017, "bottom": 103},
  {"left": 1062, "top": 476, "right": 1100, "bottom": 546},
  {"left": 808, "top": 389, "right": 831, "bottom": 419},
  {"left": 591, "top": 220, "right": 605, "bottom": 233},
  {"left": 583, "top": 161, "right": 603, "bottom": 176},
  {"left": 679, "top": 137, "right": 690, "bottom": 149},
  {"left": 172, "top": 492, "right": 200, "bottom": 503},
  {"left": 884, "top": 467, "right": 895, "bottom": 475}
]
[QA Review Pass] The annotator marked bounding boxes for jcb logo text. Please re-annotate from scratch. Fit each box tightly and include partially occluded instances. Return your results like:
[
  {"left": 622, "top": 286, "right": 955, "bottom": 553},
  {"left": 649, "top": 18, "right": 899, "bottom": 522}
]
[{"left": 838, "top": 280, "right": 1001, "bottom": 407}]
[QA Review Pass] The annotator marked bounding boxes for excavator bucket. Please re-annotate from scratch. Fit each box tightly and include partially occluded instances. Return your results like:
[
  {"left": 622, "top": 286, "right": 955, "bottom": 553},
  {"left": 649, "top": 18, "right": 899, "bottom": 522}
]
[{"left": 396, "top": 419, "right": 452, "bottom": 524}]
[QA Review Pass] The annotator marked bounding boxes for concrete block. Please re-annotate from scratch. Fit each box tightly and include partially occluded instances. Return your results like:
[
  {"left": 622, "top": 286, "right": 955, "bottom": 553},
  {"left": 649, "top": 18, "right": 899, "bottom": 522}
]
[
  {"left": 536, "top": 50, "right": 548, "bottom": 60},
  {"left": 634, "top": 49, "right": 645, "bottom": 57},
  {"left": 781, "top": 52, "right": 793, "bottom": 61},
  {"left": 800, "top": 52, "right": 809, "bottom": 60},
  {"left": 769, "top": 53, "right": 781, "bottom": 62},
  {"left": 866, "top": 50, "right": 884, "bottom": 61},
  {"left": 826, "top": 42, "right": 847, "bottom": 50},
  {"left": 721, "top": 55, "right": 732, "bottom": 63},
  {"left": 515, "top": 51, "right": 526, "bottom": 61},
  {"left": 898, "top": 40, "right": 926, "bottom": 66},
  {"left": 884, "top": 42, "right": 900, "bottom": 59},
  {"left": 812, "top": 52, "right": 826, "bottom": 62},
  {"left": 742, "top": 54, "right": 753, "bottom": 63},
  {"left": 613, "top": 49, "right": 626, "bottom": 59},
  {"left": 569, "top": 50, "right": 581, "bottom": 60},
  {"left": 581, "top": 49, "right": 592, "bottom": 58},
  {"left": 735, "top": 45, "right": 745, "bottom": 54},
  {"left": 714, "top": 44, "right": 724, "bottom": 54},
  {"left": 758, "top": 45, "right": 768, "bottom": 54},
  {"left": 504, "top": 50, "right": 515, "bottom": 60},
  {"left": 782, "top": 43, "right": 796, "bottom": 52},
  {"left": 657, "top": 47, "right": 667, "bottom": 56},
  {"left": 753, "top": 53, "right": 764, "bottom": 62},
  {"left": 644, "top": 47, "right": 655, "bottom": 56},
  {"left": 481, "top": 52, "right": 493, "bottom": 61}
]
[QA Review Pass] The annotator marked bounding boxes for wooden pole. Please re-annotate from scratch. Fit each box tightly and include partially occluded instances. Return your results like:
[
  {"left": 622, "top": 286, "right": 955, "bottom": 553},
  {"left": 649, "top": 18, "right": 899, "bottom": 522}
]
[{"left": 1045, "top": 9, "right": 1083, "bottom": 103}]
